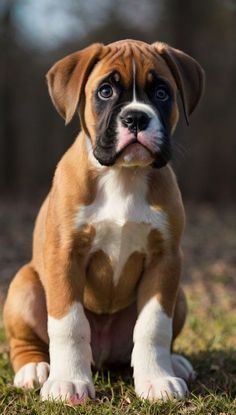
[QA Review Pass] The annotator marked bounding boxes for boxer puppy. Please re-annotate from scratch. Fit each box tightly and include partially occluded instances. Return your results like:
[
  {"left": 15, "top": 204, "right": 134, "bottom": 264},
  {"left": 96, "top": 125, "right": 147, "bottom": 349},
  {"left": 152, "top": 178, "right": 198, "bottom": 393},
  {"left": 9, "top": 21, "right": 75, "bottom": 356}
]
[{"left": 4, "top": 39, "right": 205, "bottom": 403}]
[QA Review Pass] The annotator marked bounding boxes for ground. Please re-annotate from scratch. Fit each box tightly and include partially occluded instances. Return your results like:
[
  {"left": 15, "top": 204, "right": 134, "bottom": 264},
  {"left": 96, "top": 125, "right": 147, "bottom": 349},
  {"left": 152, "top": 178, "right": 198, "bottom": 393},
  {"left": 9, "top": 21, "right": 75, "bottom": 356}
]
[{"left": 0, "top": 198, "right": 235, "bottom": 414}]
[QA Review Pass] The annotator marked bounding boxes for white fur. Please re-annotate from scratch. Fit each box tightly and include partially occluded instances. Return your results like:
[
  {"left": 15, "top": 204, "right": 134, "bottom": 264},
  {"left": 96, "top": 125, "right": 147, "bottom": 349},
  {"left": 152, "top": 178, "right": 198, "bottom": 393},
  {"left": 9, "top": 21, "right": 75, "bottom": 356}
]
[
  {"left": 132, "top": 58, "right": 137, "bottom": 101},
  {"left": 86, "top": 136, "right": 104, "bottom": 170},
  {"left": 40, "top": 302, "right": 95, "bottom": 401},
  {"left": 134, "top": 375, "right": 188, "bottom": 401},
  {"left": 116, "top": 101, "right": 164, "bottom": 154},
  {"left": 14, "top": 362, "right": 49, "bottom": 389},
  {"left": 132, "top": 297, "right": 173, "bottom": 377},
  {"left": 122, "top": 101, "right": 157, "bottom": 117},
  {"left": 171, "top": 354, "right": 196, "bottom": 381},
  {"left": 131, "top": 297, "right": 188, "bottom": 400},
  {"left": 76, "top": 168, "right": 169, "bottom": 286}
]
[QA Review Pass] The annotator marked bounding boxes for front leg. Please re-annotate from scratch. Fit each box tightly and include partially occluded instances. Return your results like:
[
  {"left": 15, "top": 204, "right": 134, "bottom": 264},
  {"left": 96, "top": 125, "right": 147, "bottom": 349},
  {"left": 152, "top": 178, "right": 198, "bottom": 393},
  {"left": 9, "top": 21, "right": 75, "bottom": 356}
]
[
  {"left": 41, "top": 302, "right": 94, "bottom": 404},
  {"left": 40, "top": 238, "right": 95, "bottom": 404},
  {"left": 132, "top": 250, "right": 188, "bottom": 401}
]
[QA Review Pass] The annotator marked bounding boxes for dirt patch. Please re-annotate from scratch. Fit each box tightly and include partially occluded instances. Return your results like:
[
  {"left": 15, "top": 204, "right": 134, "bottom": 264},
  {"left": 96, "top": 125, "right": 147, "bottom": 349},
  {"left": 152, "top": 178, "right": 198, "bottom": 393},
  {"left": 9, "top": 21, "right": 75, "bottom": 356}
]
[{"left": 183, "top": 204, "right": 236, "bottom": 313}]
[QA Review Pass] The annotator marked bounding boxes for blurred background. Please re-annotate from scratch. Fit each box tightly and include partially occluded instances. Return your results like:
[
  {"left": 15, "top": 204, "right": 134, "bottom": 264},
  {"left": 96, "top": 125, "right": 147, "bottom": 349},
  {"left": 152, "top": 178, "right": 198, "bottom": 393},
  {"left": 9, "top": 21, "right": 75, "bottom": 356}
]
[
  {"left": 1, "top": 0, "right": 236, "bottom": 201},
  {"left": 0, "top": 1, "right": 235, "bottom": 313}
]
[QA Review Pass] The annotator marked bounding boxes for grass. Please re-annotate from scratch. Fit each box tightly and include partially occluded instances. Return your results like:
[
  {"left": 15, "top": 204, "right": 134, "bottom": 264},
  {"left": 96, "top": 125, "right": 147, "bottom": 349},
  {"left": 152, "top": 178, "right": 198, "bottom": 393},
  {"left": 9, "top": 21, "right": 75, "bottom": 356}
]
[{"left": 0, "top": 292, "right": 235, "bottom": 415}]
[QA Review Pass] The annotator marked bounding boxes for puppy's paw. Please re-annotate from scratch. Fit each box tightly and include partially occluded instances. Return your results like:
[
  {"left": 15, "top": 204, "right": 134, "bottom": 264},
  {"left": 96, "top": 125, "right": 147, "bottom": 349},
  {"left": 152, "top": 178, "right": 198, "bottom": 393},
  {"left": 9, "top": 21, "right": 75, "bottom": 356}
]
[
  {"left": 172, "top": 354, "right": 196, "bottom": 381},
  {"left": 14, "top": 362, "right": 50, "bottom": 389},
  {"left": 134, "top": 375, "right": 188, "bottom": 401},
  {"left": 40, "top": 379, "right": 95, "bottom": 404}
]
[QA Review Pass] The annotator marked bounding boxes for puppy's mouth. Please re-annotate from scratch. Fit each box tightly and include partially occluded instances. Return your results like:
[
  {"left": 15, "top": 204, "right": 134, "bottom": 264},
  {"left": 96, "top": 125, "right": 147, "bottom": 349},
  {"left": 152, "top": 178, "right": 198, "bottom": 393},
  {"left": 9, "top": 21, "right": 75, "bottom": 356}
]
[
  {"left": 115, "top": 138, "right": 155, "bottom": 167},
  {"left": 93, "top": 130, "right": 171, "bottom": 169}
]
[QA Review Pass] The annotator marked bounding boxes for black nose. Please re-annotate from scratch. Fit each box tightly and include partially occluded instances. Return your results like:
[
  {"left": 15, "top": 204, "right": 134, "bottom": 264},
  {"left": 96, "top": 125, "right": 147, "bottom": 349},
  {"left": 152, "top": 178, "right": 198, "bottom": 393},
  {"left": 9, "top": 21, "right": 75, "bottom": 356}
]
[{"left": 120, "top": 110, "right": 150, "bottom": 133}]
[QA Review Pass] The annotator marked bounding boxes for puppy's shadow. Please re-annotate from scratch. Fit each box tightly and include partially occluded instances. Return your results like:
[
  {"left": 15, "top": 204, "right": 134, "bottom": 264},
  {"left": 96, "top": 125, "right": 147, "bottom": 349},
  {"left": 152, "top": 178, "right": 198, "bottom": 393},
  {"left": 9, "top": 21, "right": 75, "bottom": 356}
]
[
  {"left": 189, "top": 348, "right": 236, "bottom": 397},
  {"left": 94, "top": 349, "right": 236, "bottom": 400}
]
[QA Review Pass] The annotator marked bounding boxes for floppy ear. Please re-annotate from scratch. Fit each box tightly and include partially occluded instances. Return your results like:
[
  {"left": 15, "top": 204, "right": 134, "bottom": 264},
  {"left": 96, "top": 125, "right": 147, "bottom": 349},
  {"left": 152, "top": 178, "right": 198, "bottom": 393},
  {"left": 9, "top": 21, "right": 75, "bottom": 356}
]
[
  {"left": 153, "top": 42, "right": 205, "bottom": 124},
  {"left": 46, "top": 43, "right": 104, "bottom": 125}
]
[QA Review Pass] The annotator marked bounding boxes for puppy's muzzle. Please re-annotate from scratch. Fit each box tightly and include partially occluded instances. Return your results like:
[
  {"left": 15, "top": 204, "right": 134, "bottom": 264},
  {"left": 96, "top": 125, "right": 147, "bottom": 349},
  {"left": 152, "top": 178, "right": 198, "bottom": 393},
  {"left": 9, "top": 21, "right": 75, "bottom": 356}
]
[{"left": 120, "top": 110, "right": 151, "bottom": 135}]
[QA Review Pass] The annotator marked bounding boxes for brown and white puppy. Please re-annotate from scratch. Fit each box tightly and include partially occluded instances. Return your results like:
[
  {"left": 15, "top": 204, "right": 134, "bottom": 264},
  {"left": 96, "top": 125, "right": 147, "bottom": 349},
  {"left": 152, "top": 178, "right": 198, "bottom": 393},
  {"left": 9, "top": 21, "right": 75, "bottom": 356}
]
[{"left": 3, "top": 40, "right": 204, "bottom": 403}]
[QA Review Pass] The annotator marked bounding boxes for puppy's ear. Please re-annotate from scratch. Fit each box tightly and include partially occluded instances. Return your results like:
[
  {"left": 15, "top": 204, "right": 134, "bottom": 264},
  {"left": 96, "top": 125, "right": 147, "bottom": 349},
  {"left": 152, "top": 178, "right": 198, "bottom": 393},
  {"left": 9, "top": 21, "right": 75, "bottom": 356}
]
[
  {"left": 153, "top": 42, "right": 205, "bottom": 124},
  {"left": 46, "top": 43, "right": 104, "bottom": 124}
]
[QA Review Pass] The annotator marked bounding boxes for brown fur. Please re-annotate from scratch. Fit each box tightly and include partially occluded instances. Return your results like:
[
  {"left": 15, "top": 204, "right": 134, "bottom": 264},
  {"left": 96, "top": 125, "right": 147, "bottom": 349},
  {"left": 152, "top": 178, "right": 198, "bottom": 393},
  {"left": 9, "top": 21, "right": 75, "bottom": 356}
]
[{"left": 3, "top": 264, "right": 49, "bottom": 372}]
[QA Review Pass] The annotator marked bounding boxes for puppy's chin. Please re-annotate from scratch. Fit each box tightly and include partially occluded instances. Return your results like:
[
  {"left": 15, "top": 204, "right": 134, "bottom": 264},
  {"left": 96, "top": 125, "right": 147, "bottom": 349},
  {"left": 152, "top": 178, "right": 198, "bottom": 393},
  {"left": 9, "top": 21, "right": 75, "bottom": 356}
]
[{"left": 115, "top": 143, "right": 154, "bottom": 168}]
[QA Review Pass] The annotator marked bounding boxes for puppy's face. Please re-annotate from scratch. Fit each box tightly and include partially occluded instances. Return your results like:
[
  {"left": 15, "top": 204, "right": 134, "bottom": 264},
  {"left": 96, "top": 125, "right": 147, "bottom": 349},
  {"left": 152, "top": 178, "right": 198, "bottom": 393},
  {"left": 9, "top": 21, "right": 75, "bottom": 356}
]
[
  {"left": 84, "top": 43, "right": 178, "bottom": 168},
  {"left": 47, "top": 40, "right": 205, "bottom": 169}
]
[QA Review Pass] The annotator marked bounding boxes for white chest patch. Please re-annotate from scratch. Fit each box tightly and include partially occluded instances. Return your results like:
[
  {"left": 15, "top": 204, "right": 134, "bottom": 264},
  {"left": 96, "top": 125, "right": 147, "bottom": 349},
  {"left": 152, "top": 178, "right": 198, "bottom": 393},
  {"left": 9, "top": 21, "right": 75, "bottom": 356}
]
[{"left": 75, "top": 168, "right": 169, "bottom": 286}]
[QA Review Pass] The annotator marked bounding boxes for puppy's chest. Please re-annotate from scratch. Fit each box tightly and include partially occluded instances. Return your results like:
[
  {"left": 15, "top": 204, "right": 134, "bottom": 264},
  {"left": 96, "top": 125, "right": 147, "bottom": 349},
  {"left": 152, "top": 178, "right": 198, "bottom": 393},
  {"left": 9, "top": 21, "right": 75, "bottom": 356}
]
[{"left": 75, "top": 171, "right": 169, "bottom": 286}]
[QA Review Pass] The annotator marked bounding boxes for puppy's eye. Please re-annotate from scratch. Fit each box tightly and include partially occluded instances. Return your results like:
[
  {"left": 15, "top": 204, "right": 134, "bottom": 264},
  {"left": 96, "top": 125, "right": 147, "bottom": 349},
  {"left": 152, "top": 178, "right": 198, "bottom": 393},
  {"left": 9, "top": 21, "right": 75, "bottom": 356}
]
[
  {"left": 155, "top": 87, "right": 169, "bottom": 101},
  {"left": 98, "top": 84, "right": 113, "bottom": 100}
]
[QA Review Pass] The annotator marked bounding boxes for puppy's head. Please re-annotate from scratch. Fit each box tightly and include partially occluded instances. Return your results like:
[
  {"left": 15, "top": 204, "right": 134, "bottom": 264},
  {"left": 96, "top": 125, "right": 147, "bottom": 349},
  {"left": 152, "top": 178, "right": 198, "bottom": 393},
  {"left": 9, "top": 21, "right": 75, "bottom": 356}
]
[{"left": 47, "top": 40, "right": 205, "bottom": 168}]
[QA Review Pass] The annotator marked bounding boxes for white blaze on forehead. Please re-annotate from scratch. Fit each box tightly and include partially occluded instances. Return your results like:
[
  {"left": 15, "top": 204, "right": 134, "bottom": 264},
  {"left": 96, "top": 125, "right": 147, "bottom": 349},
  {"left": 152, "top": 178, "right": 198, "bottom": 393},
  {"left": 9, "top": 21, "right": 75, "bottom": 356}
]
[{"left": 132, "top": 58, "right": 137, "bottom": 102}]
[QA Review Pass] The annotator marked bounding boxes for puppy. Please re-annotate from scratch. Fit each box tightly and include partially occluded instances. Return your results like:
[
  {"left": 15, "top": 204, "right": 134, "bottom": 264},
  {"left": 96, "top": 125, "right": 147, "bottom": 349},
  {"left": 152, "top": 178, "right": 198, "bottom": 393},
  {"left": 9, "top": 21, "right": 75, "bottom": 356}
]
[{"left": 4, "top": 39, "right": 204, "bottom": 403}]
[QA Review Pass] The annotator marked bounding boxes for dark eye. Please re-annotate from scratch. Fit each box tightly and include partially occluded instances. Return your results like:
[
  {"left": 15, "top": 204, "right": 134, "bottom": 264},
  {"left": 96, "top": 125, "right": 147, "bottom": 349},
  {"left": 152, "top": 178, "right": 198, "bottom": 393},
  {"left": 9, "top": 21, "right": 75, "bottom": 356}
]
[
  {"left": 98, "top": 84, "right": 113, "bottom": 100},
  {"left": 155, "top": 87, "right": 169, "bottom": 101}
]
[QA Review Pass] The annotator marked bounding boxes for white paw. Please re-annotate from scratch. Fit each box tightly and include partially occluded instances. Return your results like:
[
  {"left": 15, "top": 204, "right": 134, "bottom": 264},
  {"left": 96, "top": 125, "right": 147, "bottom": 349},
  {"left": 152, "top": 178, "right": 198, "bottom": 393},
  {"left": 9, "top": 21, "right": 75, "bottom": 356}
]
[
  {"left": 40, "top": 378, "right": 95, "bottom": 404},
  {"left": 134, "top": 375, "right": 189, "bottom": 401},
  {"left": 172, "top": 354, "right": 196, "bottom": 381},
  {"left": 14, "top": 362, "right": 50, "bottom": 389}
]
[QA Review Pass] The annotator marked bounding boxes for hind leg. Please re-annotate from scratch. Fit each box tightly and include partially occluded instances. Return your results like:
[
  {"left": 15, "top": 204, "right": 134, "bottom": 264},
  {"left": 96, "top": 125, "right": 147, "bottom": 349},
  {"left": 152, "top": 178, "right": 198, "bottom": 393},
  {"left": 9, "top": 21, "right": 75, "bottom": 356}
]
[
  {"left": 3, "top": 263, "right": 49, "bottom": 388},
  {"left": 171, "top": 287, "right": 196, "bottom": 381}
]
